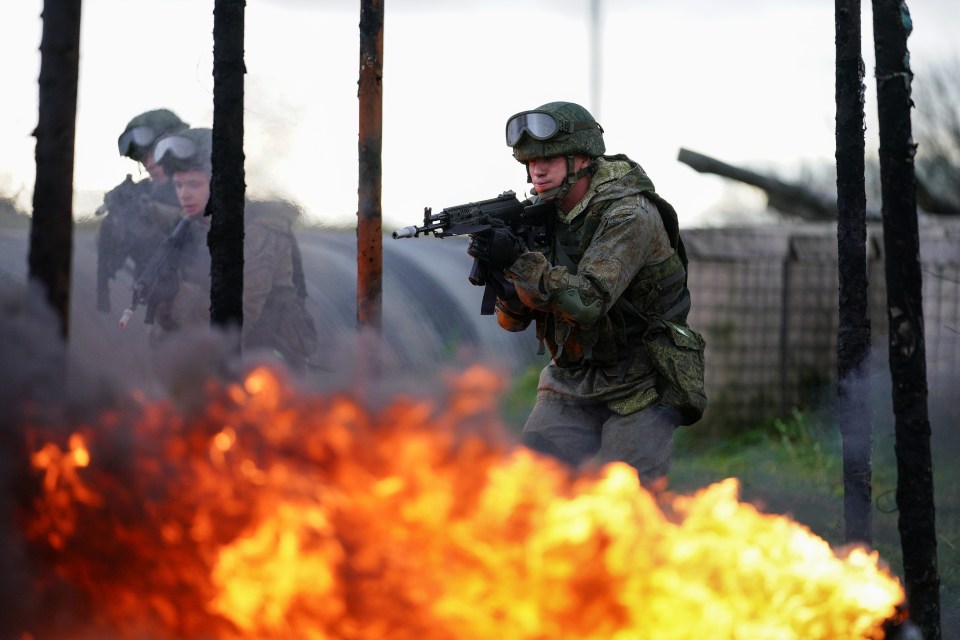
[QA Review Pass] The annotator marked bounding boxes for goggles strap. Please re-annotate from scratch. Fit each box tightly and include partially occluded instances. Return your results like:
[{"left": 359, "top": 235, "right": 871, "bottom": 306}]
[{"left": 558, "top": 121, "right": 604, "bottom": 135}]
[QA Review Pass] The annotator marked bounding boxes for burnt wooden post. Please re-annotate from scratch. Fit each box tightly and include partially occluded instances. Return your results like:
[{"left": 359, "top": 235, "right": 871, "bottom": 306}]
[
  {"left": 29, "top": 0, "right": 82, "bottom": 340},
  {"left": 835, "top": 0, "right": 873, "bottom": 545},
  {"left": 209, "top": 0, "right": 246, "bottom": 337},
  {"left": 872, "top": 1, "right": 942, "bottom": 636},
  {"left": 358, "top": 0, "right": 384, "bottom": 377}
]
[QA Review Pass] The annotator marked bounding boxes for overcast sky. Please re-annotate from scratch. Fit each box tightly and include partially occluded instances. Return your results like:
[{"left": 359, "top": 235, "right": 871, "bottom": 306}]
[{"left": 1, "top": 0, "right": 957, "bottom": 229}]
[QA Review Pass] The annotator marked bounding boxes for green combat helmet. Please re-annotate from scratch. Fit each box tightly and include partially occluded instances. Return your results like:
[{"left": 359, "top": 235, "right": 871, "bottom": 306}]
[
  {"left": 152, "top": 127, "right": 213, "bottom": 176},
  {"left": 117, "top": 108, "right": 189, "bottom": 161},
  {"left": 505, "top": 101, "right": 605, "bottom": 200},
  {"left": 506, "top": 101, "right": 605, "bottom": 162}
]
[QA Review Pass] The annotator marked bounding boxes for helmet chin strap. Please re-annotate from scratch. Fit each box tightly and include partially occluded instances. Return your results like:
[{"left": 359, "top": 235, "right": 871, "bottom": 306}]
[{"left": 528, "top": 156, "right": 594, "bottom": 202}]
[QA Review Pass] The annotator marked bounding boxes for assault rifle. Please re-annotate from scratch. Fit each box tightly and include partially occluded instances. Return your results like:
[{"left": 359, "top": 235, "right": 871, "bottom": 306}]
[
  {"left": 118, "top": 217, "right": 192, "bottom": 328},
  {"left": 96, "top": 174, "right": 152, "bottom": 218},
  {"left": 95, "top": 175, "right": 153, "bottom": 312},
  {"left": 392, "top": 190, "right": 554, "bottom": 314}
]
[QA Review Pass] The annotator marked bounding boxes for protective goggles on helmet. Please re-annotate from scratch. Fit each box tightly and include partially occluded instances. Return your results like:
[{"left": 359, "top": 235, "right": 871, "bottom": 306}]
[
  {"left": 117, "top": 125, "right": 158, "bottom": 157},
  {"left": 505, "top": 110, "right": 603, "bottom": 146},
  {"left": 153, "top": 135, "right": 199, "bottom": 164}
]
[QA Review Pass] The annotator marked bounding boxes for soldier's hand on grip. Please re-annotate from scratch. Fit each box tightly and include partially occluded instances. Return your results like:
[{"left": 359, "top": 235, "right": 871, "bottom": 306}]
[{"left": 467, "top": 220, "right": 527, "bottom": 270}]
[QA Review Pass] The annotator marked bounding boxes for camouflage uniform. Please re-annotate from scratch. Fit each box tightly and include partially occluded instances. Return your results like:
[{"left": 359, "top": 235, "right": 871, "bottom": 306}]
[
  {"left": 147, "top": 203, "right": 319, "bottom": 374},
  {"left": 148, "top": 216, "right": 212, "bottom": 347},
  {"left": 141, "top": 126, "right": 318, "bottom": 373},
  {"left": 490, "top": 102, "right": 701, "bottom": 485},
  {"left": 140, "top": 126, "right": 214, "bottom": 347},
  {"left": 97, "top": 109, "right": 188, "bottom": 312},
  {"left": 242, "top": 201, "right": 318, "bottom": 373},
  {"left": 97, "top": 178, "right": 183, "bottom": 311},
  {"left": 501, "top": 156, "right": 688, "bottom": 408}
]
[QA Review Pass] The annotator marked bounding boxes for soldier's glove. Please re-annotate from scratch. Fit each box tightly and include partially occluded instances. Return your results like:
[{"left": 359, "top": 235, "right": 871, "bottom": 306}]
[{"left": 467, "top": 222, "right": 527, "bottom": 270}]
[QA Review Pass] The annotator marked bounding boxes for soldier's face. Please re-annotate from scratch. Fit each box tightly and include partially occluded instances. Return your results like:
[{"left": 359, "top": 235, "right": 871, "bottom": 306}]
[
  {"left": 527, "top": 155, "right": 590, "bottom": 194},
  {"left": 173, "top": 169, "right": 211, "bottom": 218},
  {"left": 142, "top": 150, "right": 169, "bottom": 185}
]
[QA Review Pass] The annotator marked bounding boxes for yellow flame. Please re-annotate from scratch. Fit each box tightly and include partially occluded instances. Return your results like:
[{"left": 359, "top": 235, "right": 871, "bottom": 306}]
[{"left": 20, "top": 367, "right": 904, "bottom": 640}]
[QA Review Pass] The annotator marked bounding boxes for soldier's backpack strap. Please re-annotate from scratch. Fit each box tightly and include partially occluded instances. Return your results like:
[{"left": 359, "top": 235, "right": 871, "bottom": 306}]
[
  {"left": 555, "top": 193, "right": 686, "bottom": 277},
  {"left": 642, "top": 190, "right": 689, "bottom": 287}
]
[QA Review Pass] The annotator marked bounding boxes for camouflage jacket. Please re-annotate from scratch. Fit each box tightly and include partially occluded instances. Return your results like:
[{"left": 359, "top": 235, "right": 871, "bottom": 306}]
[
  {"left": 149, "top": 215, "right": 212, "bottom": 337},
  {"left": 242, "top": 202, "right": 318, "bottom": 370},
  {"left": 499, "top": 155, "right": 691, "bottom": 415},
  {"left": 96, "top": 176, "right": 183, "bottom": 312},
  {"left": 147, "top": 201, "right": 318, "bottom": 371}
]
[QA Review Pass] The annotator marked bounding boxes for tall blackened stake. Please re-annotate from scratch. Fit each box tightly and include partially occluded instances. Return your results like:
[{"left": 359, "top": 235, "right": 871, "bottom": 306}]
[
  {"left": 834, "top": 0, "right": 873, "bottom": 545},
  {"left": 30, "top": 0, "right": 82, "bottom": 341},
  {"left": 210, "top": 0, "right": 247, "bottom": 336},
  {"left": 872, "top": 1, "right": 942, "bottom": 637}
]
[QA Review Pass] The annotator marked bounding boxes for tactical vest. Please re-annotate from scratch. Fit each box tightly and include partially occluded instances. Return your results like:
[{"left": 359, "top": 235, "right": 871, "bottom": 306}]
[{"left": 544, "top": 191, "right": 691, "bottom": 367}]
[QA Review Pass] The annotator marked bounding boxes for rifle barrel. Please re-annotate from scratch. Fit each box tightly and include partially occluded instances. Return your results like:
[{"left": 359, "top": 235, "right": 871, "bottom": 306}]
[{"left": 392, "top": 226, "right": 418, "bottom": 239}]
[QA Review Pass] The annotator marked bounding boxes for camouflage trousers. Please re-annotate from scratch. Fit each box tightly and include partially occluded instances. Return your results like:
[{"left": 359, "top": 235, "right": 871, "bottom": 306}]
[{"left": 520, "top": 395, "right": 677, "bottom": 487}]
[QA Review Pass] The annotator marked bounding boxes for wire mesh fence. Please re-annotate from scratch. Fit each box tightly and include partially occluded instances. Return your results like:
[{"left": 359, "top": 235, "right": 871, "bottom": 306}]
[{"left": 683, "top": 222, "right": 960, "bottom": 432}]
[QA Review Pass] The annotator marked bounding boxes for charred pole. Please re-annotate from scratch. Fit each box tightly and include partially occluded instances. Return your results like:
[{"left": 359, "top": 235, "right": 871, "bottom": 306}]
[
  {"left": 358, "top": 0, "right": 384, "bottom": 377},
  {"left": 871, "top": 1, "right": 942, "bottom": 637},
  {"left": 834, "top": 0, "right": 873, "bottom": 545},
  {"left": 209, "top": 0, "right": 247, "bottom": 336},
  {"left": 29, "top": 0, "right": 82, "bottom": 340}
]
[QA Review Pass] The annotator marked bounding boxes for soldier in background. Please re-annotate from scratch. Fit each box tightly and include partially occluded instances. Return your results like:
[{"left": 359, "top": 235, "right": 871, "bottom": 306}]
[
  {"left": 242, "top": 199, "right": 319, "bottom": 374},
  {"left": 95, "top": 108, "right": 188, "bottom": 312},
  {"left": 136, "top": 126, "right": 318, "bottom": 373}
]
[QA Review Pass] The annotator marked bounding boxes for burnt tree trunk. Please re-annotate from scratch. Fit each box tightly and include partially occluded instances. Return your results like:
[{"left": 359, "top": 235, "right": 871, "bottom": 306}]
[
  {"left": 834, "top": 0, "right": 873, "bottom": 545},
  {"left": 29, "top": 0, "right": 82, "bottom": 340},
  {"left": 357, "top": 0, "right": 384, "bottom": 378},
  {"left": 209, "top": 0, "right": 246, "bottom": 335},
  {"left": 872, "top": 1, "right": 942, "bottom": 637}
]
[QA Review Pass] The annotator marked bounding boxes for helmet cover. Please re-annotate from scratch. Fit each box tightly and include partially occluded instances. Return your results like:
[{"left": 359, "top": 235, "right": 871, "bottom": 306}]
[
  {"left": 118, "top": 108, "right": 188, "bottom": 160},
  {"left": 153, "top": 127, "right": 213, "bottom": 175},
  {"left": 508, "top": 101, "right": 605, "bottom": 162}
]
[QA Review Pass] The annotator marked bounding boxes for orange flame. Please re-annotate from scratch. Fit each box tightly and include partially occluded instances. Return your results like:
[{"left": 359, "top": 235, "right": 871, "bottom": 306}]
[{"left": 16, "top": 365, "right": 903, "bottom": 639}]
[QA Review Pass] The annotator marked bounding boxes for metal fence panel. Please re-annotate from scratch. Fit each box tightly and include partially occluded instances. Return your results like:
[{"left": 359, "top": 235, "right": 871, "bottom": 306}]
[{"left": 683, "top": 221, "right": 960, "bottom": 431}]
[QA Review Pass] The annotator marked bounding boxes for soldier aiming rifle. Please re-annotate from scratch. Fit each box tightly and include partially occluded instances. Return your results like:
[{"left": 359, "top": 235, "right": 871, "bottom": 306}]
[
  {"left": 95, "top": 109, "right": 188, "bottom": 312},
  {"left": 394, "top": 101, "right": 707, "bottom": 488}
]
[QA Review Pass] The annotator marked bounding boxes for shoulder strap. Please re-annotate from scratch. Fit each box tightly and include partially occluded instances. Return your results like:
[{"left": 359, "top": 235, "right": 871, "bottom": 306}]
[
  {"left": 642, "top": 190, "right": 689, "bottom": 285},
  {"left": 553, "top": 192, "right": 689, "bottom": 286},
  {"left": 287, "top": 230, "right": 308, "bottom": 299}
]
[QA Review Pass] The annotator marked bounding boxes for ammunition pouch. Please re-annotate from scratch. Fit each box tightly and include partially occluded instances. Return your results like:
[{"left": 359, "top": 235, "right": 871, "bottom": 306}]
[{"left": 640, "top": 318, "right": 707, "bottom": 426}]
